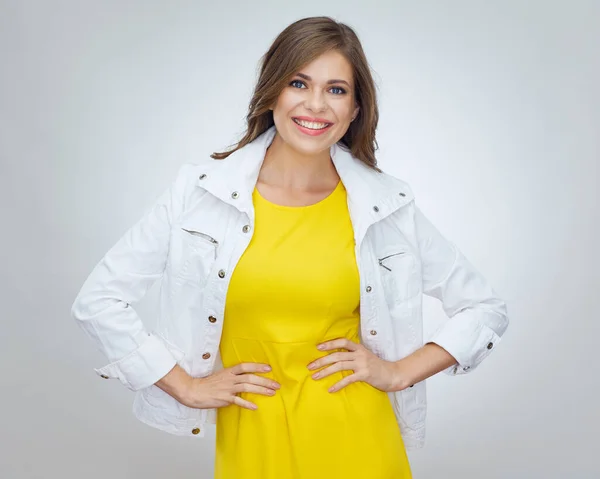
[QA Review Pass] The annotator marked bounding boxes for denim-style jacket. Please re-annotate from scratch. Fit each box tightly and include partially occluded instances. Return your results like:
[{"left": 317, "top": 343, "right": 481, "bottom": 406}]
[{"left": 71, "top": 125, "right": 509, "bottom": 450}]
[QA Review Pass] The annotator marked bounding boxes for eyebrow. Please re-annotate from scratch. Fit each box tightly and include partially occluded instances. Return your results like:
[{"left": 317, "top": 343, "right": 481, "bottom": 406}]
[{"left": 295, "top": 72, "right": 351, "bottom": 87}]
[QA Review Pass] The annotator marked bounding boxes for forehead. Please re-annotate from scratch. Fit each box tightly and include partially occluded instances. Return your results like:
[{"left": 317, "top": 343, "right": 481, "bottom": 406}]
[{"left": 297, "top": 50, "right": 354, "bottom": 83}]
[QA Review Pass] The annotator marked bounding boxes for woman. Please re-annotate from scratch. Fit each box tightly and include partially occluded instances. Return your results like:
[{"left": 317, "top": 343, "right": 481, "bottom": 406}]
[{"left": 72, "top": 16, "right": 509, "bottom": 479}]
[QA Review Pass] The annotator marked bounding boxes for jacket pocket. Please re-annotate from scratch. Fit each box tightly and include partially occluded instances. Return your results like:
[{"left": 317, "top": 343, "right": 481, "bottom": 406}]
[
  {"left": 377, "top": 247, "right": 421, "bottom": 304},
  {"left": 170, "top": 226, "right": 218, "bottom": 283},
  {"left": 180, "top": 228, "right": 219, "bottom": 254}
]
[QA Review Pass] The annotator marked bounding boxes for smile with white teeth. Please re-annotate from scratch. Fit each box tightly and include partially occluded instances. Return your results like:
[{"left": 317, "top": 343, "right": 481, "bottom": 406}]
[{"left": 293, "top": 118, "right": 332, "bottom": 130}]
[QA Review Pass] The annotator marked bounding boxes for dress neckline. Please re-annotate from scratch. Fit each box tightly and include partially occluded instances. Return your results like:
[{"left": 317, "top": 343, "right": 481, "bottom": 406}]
[{"left": 254, "top": 180, "right": 343, "bottom": 210}]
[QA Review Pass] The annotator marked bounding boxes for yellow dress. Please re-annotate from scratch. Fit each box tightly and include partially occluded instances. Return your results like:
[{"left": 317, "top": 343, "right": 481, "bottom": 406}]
[{"left": 215, "top": 180, "right": 412, "bottom": 479}]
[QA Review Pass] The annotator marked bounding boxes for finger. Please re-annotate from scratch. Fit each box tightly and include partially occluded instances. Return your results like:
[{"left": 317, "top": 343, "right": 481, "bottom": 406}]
[
  {"left": 231, "top": 395, "right": 258, "bottom": 410},
  {"left": 307, "top": 351, "right": 354, "bottom": 370},
  {"left": 238, "top": 374, "right": 281, "bottom": 390},
  {"left": 233, "top": 382, "right": 277, "bottom": 397},
  {"left": 231, "top": 363, "right": 272, "bottom": 375},
  {"left": 312, "top": 360, "right": 354, "bottom": 380},
  {"left": 328, "top": 372, "right": 360, "bottom": 393},
  {"left": 317, "top": 338, "right": 359, "bottom": 352}
]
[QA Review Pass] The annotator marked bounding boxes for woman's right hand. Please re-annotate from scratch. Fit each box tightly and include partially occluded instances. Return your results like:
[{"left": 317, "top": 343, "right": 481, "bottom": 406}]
[{"left": 178, "top": 363, "right": 281, "bottom": 410}]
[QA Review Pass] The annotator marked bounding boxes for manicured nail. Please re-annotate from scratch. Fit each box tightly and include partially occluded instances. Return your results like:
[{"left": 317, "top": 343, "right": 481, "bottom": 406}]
[
  {"left": 263, "top": 366, "right": 271, "bottom": 371},
  {"left": 312, "top": 372, "right": 320, "bottom": 379},
  {"left": 317, "top": 344, "right": 325, "bottom": 350}
]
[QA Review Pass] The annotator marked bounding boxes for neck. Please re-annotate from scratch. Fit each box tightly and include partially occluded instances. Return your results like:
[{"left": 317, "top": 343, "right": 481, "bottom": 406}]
[{"left": 258, "top": 132, "right": 339, "bottom": 191}]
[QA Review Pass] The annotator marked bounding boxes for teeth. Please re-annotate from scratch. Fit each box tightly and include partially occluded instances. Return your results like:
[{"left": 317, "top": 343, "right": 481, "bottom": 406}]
[{"left": 293, "top": 118, "right": 330, "bottom": 130}]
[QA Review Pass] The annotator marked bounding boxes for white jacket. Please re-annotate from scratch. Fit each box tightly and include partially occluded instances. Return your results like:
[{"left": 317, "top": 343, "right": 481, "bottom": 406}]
[{"left": 71, "top": 125, "right": 509, "bottom": 450}]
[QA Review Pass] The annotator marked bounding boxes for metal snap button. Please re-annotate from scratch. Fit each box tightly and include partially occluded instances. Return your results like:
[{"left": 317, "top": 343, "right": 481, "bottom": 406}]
[
  {"left": 218, "top": 270, "right": 226, "bottom": 278},
  {"left": 369, "top": 330, "right": 377, "bottom": 336},
  {"left": 199, "top": 174, "right": 207, "bottom": 180},
  {"left": 208, "top": 315, "right": 217, "bottom": 323},
  {"left": 100, "top": 374, "right": 109, "bottom": 379},
  {"left": 373, "top": 206, "right": 379, "bottom": 212},
  {"left": 487, "top": 342, "right": 493, "bottom": 350},
  {"left": 191, "top": 427, "right": 201, "bottom": 434},
  {"left": 231, "top": 191, "right": 239, "bottom": 199},
  {"left": 242, "top": 225, "right": 251, "bottom": 233},
  {"left": 365, "top": 285, "right": 372, "bottom": 293},
  {"left": 452, "top": 365, "right": 458, "bottom": 374},
  {"left": 399, "top": 192, "right": 406, "bottom": 197},
  {"left": 202, "top": 352, "right": 211, "bottom": 359},
  {"left": 463, "top": 366, "right": 471, "bottom": 371}
]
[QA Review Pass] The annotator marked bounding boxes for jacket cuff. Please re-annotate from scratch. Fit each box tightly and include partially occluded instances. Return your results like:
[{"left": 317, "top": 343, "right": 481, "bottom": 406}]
[
  {"left": 93, "top": 332, "right": 178, "bottom": 391},
  {"left": 426, "top": 308, "right": 504, "bottom": 376}
]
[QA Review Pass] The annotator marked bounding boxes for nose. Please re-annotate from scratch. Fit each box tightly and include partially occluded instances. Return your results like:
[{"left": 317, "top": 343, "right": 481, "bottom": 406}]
[{"left": 304, "top": 89, "right": 327, "bottom": 113}]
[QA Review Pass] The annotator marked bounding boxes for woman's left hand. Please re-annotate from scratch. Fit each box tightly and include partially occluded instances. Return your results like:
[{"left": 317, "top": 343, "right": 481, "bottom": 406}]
[{"left": 307, "top": 338, "right": 410, "bottom": 393}]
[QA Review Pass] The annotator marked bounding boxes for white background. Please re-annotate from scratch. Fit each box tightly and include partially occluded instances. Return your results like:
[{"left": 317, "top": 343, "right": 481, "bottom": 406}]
[{"left": 1, "top": 1, "right": 598, "bottom": 477}]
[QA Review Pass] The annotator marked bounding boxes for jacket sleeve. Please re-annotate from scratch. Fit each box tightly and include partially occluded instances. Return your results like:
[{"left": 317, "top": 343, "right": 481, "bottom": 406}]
[
  {"left": 70, "top": 163, "right": 194, "bottom": 391},
  {"left": 414, "top": 204, "right": 509, "bottom": 376}
]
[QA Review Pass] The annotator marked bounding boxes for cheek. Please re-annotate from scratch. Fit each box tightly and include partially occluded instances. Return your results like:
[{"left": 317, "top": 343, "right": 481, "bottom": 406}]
[
  {"left": 332, "top": 103, "right": 354, "bottom": 121},
  {"left": 273, "top": 90, "right": 300, "bottom": 113}
]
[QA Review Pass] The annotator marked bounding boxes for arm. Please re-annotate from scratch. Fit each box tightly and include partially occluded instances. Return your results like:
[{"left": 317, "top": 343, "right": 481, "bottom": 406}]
[
  {"left": 394, "top": 203, "right": 509, "bottom": 386},
  {"left": 70, "top": 163, "right": 195, "bottom": 391}
]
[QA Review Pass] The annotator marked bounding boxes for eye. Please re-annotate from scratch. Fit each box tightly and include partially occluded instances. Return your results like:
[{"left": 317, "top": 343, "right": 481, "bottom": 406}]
[
  {"left": 330, "top": 86, "right": 346, "bottom": 95},
  {"left": 290, "top": 79, "right": 306, "bottom": 89},
  {"left": 289, "top": 79, "right": 347, "bottom": 95}
]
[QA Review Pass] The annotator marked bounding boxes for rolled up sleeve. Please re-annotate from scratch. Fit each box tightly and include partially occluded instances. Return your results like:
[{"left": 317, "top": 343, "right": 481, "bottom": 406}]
[
  {"left": 414, "top": 204, "right": 509, "bottom": 376},
  {"left": 70, "top": 163, "right": 194, "bottom": 391}
]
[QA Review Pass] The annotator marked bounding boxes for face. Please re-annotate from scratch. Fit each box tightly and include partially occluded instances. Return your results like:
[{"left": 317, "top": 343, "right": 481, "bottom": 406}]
[{"left": 269, "top": 49, "right": 360, "bottom": 155}]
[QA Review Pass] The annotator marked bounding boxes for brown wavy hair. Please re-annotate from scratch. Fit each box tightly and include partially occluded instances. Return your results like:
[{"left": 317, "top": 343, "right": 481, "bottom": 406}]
[{"left": 210, "top": 16, "right": 381, "bottom": 172}]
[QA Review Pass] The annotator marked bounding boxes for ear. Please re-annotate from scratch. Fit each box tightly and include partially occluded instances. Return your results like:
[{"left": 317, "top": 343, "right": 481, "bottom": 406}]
[{"left": 352, "top": 104, "right": 360, "bottom": 120}]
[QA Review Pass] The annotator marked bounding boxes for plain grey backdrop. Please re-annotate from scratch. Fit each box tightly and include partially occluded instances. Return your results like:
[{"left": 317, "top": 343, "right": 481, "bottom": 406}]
[{"left": 1, "top": 1, "right": 598, "bottom": 478}]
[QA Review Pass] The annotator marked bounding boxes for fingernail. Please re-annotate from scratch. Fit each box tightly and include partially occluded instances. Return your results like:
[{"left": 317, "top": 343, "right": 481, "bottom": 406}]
[
  {"left": 317, "top": 344, "right": 325, "bottom": 350},
  {"left": 263, "top": 366, "right": 271, "bottom": 371}
]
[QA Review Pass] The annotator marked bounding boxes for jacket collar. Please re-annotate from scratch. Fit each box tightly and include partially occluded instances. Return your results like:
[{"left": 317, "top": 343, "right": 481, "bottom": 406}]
[{"left": 194, "top": 125, "right": 414, "bottom": 244}]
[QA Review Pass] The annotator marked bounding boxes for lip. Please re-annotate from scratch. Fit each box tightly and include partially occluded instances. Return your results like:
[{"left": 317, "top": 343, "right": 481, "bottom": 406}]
[
  {"left": 292, "top": 116, "right": 334, "bottom": 124},
  {"left": 292, "top": 117, "right": 333, "bottom": 136}
]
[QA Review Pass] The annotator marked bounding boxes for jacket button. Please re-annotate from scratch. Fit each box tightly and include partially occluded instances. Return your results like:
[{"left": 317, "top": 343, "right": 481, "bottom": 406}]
[
  {"left": 231, "top": 191, "right": 239, "bottom": 199},
  {"left": 487, "top": 342, "right": 494, "bottom": 350},
  {"left": 399, "top": 192, "right": 406, "bottom": 197},
  {"left": 202, "top": 352, "right": 211, "bottom": 360},
  {"left": 365, "top": 285, "right": 372, "bottom": 293},
  {"left": 99, "top": 374, "right": 109, "bottom": 379},
  {"left": 373, "top": 206, "right": 379, "bottom": 212},
  {"left": 199, "top": 174, "right": 207, "bottom": 180},
  {"left": 369, "top": 330, "right": 377, "bottom": 335},
  {"left": 208, "top": 315, "right": 217, "bottom": 323},
  {"left": 218, "top": 270, "right": 226, "bottom": 278},
  {"left": 463, "top": 366, "right": 471, "bottom": 371},
  {"left": 191, "top": 427, "right": 201, "bottom": 434},
  {"left": 242, "top": 225, "right": 251, "bottom": 233},
  {"left": 452, "top": 365, "right": 458, "bottom": 374}
]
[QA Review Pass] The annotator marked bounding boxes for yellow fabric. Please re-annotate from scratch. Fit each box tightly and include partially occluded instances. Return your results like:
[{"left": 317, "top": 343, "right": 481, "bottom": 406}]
[{"left": 215, "top": 180, "right": 412, "bottom": 478}]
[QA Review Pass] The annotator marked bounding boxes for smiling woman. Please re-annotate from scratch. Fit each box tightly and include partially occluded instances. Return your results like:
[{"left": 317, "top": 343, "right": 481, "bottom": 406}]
[
  {"left": 208, "top": 16, "right": 414, "bottom": 479},
  {"left": 71, "top": 13, "right": 509, "bottom": 479}
]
